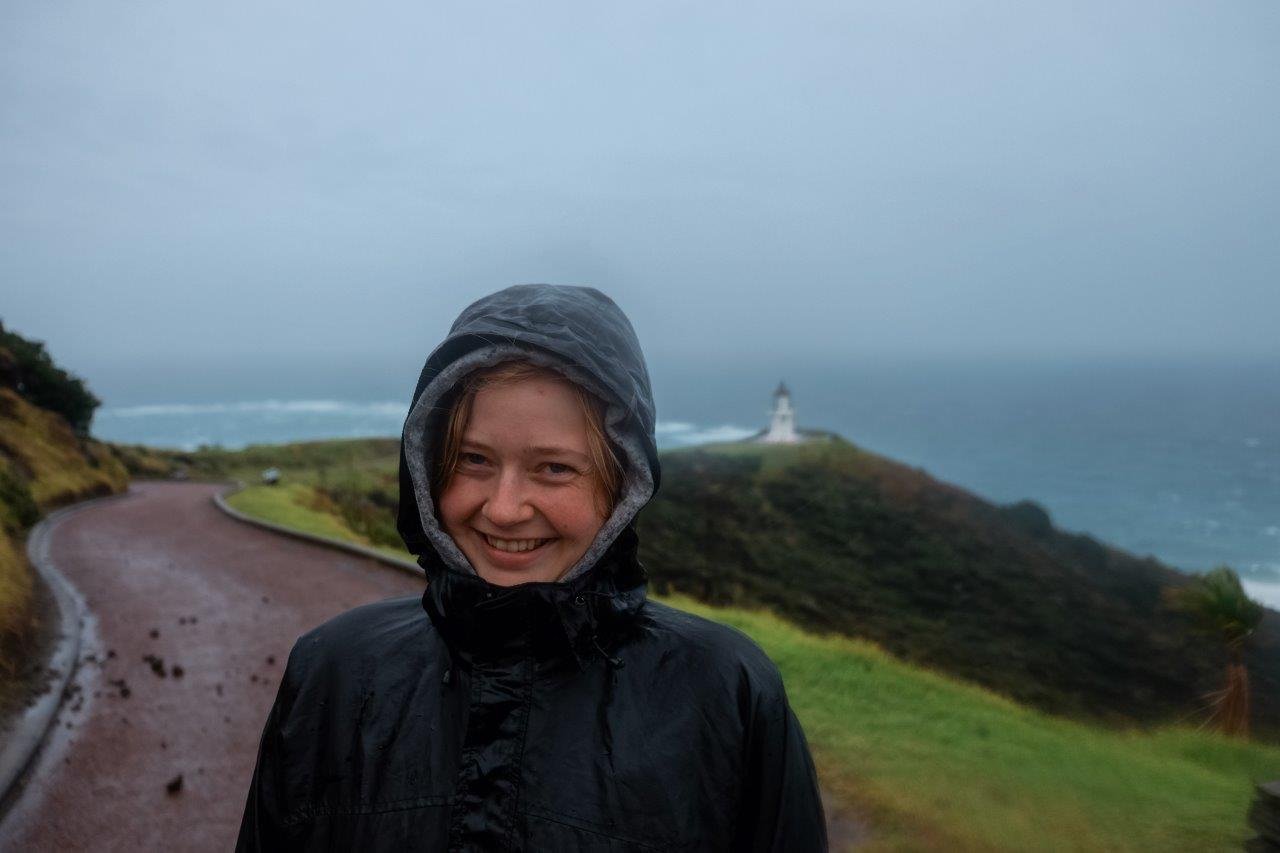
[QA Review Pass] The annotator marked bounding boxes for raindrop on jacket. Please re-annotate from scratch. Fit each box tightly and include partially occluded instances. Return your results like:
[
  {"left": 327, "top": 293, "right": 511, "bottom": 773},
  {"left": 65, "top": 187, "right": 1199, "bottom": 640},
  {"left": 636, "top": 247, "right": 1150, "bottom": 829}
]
[{"left": 236, "top": 284, "right": 828, "bottom": 851}]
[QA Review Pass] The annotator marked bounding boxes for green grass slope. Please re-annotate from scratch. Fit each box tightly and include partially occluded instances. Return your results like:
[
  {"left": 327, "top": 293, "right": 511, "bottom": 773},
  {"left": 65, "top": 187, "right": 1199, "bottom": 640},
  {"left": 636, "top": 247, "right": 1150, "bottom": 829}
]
[
  {"left": 225, "top": 483, "right": 413, "bottom": 563},
  {"left": 683, "top": 595, "right": 1279, "bottom": 852}
]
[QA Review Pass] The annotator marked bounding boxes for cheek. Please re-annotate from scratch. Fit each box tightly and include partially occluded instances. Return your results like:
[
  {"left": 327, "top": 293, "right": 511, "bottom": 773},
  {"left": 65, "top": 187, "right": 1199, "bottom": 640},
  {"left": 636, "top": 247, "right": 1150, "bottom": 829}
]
[
  {"left": 543, "top": 485, "right": 607, "bottom": 538},
  {"left": 437, "top": 480, "right": 478, "bottom": 529}
]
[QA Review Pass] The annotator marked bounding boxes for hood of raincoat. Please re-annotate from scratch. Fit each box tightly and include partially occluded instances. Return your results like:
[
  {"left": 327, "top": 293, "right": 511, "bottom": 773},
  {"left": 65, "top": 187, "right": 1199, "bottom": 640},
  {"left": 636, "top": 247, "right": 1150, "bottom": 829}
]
[{"left": 397, "top": 284, "right": 659, "bottom": 603}]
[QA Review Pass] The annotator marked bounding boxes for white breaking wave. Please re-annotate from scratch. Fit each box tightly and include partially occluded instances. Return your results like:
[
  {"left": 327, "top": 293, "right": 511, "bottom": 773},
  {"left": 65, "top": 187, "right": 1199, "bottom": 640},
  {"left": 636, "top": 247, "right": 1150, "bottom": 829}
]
[
  {"left": 655, "top": 421, "right": 757, "bottom": 447},
  {"left": 99, "top": 400, "right": 406, "bottom": 418},
  {"left": 655, "top": 421, "right": 696, "bottom": 434},
  {"left": 94, "top": 400, "right": 757, "bottom": 453},
  {"left": 1243, "top": 580, "right": 1280, "bottom": 611}
]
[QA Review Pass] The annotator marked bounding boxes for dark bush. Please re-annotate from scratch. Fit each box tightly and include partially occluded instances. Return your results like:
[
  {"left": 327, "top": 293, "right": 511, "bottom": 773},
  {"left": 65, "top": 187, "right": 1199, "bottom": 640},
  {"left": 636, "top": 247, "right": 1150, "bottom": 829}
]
[
  {"left": 0, "top": 321, "right": 100, "bottom": 434},
  {"left": 1001, "top": 499, "right": 1053, "bottom": 538}
]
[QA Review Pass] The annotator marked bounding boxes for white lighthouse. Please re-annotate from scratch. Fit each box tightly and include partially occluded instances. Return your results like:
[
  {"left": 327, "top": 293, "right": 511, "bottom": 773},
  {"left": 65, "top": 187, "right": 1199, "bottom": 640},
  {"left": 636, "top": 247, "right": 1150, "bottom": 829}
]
[{"left": 761, "top": 381, "right": 800, "bottom": 444}]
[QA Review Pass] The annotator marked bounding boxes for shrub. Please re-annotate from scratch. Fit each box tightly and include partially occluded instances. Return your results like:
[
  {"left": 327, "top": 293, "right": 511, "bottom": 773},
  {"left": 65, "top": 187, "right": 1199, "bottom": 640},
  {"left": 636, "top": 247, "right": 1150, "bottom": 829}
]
[{"left": 0, "top": 321, "right": 100, "bottom": 435}]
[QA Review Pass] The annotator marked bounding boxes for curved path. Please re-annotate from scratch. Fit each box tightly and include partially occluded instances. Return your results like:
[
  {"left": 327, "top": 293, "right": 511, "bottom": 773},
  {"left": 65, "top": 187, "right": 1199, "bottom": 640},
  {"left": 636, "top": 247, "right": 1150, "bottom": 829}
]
[{"left": 0, "top": 482, "right": 422, "bottom": 851}]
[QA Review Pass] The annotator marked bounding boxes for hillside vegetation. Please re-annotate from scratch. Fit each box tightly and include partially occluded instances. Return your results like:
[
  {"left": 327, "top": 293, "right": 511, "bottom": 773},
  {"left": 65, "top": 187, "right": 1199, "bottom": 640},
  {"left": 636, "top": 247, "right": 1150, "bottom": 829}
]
[
  {"left": 0, "top": 328, "right": 129, "bottom": 715},
  {"left": 640, "top": 439, "right": 1280, "bottom": 736}
]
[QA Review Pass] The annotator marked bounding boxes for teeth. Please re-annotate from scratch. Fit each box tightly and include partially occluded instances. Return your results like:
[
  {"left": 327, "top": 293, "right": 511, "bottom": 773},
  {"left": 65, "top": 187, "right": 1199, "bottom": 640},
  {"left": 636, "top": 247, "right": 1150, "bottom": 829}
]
[{"left": 483, "top": 534, "right": 549, "bottom": 553}]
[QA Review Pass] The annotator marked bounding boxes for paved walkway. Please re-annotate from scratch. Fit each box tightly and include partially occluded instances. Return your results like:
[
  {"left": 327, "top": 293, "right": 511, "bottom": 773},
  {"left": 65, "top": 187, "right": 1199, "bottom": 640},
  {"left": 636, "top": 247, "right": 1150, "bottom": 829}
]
[{"left": 1, "top": 482, "right": 422, "bottom": 851}]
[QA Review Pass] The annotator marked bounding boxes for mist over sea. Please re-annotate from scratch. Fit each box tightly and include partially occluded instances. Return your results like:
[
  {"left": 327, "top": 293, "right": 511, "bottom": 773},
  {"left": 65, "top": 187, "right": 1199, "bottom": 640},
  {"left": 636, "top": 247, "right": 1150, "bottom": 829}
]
[{"left": 90, "top": 356, "right": 1280, "bottom": 607}]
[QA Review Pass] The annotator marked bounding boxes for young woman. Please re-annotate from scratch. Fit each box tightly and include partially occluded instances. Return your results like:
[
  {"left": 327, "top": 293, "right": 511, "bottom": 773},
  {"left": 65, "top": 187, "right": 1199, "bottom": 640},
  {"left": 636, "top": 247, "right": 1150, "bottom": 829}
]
[{"left": 237, "top": 284, "right": 828, "bottom": 851}]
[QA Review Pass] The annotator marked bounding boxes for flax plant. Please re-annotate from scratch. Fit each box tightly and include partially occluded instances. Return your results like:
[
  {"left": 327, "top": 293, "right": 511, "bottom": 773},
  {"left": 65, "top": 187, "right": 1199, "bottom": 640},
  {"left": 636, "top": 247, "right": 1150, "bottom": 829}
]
[{"left": 1165, "top": 566, "right": 1264, "bottom": 738}]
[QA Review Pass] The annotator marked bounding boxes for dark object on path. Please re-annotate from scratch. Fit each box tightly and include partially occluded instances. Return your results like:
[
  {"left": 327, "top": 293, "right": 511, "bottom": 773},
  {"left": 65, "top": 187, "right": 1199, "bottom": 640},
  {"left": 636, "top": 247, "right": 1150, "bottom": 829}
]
[
  {"left": 108, "top": 678, "right": 130, "bottom": 699},
  {"left": 171, "top": 665, "right": 184, "bottom": 678},
  {"left": 143, "top": 654, "right": 166, "bottom": 678},
  {"left": 148, "top": 629, "right": 159, "bottom": 640},
  {"left": 166, "top": 774, "right": 183, "bottom": 795},
  {"left": 265, "top": 656, "right": 275, "bottom": 666},
  {"left": 1247, "top": 779, "right": 1280, "bottom": 851}
]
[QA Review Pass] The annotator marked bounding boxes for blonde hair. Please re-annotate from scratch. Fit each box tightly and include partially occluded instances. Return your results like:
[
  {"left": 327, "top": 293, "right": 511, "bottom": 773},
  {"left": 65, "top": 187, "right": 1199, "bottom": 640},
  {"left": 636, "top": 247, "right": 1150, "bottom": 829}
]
[{"left": 432, "top": 361, "right": 624, "bottom": 518}]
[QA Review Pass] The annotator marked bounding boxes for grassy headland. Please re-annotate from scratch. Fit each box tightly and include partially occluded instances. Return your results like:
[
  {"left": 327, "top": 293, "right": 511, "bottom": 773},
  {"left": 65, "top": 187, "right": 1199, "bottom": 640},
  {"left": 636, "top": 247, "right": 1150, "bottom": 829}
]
[{"left": 641, "top": 439, "right": 1280, "bottom": 736}]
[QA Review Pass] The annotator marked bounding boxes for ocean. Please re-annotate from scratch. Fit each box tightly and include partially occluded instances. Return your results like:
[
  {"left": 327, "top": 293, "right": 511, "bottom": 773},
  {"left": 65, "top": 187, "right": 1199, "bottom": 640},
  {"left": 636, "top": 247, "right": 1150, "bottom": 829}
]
[{"left": 89, "top": 357, "right": 1280, "bottom": 608}]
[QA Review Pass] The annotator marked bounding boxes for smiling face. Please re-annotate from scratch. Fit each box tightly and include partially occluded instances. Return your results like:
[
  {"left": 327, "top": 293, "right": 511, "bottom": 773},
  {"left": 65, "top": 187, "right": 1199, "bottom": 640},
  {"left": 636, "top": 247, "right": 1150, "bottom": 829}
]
[{"left": 437, "top": 373, "right": 610, "bottom": 586}]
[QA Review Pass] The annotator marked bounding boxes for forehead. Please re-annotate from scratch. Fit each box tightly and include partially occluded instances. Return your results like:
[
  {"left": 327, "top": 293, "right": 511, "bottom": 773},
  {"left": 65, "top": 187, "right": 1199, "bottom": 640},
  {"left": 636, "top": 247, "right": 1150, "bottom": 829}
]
[{"left": 464, "top": 375, "right": 592, "bottom": 452}]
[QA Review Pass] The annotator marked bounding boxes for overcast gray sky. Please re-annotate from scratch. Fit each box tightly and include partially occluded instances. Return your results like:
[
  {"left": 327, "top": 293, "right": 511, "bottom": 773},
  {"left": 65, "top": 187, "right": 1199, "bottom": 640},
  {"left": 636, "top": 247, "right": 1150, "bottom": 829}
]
[{"left": 3, "top": 0, "right": 1278, "bottom": 402}]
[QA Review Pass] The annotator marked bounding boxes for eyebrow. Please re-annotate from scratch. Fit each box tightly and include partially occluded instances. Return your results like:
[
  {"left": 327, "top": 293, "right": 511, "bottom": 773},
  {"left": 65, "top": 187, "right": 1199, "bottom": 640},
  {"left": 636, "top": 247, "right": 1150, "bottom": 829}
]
[{"left": 461, "top": 439, "right": 589, "bottom": 463}]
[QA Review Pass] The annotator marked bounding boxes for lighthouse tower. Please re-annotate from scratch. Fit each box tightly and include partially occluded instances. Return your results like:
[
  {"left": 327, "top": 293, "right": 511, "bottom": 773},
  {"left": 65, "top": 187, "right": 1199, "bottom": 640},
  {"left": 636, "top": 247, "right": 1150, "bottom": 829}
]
[{"left": 761, "top": 381, "right": 800, "bottom": 444}]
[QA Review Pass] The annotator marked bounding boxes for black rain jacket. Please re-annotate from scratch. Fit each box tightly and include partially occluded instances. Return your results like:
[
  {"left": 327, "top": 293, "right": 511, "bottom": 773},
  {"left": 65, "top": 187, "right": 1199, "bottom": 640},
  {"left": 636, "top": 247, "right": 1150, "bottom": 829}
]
[{"left": 236, "top": 284, "right": 828, "bottom": 851}]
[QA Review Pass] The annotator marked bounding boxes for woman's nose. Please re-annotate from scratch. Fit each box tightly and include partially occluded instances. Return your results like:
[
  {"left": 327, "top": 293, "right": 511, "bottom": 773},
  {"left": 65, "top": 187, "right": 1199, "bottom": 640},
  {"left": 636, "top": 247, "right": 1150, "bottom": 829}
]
[{"left": 482, "top": 471, "right": 535, "bottom": 527}]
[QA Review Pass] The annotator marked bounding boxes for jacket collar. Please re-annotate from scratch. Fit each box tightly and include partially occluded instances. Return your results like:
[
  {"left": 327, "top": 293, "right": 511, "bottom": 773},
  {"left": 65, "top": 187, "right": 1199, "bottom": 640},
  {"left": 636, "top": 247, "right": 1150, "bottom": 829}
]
[{"left": 419, "top": 527, "right": 648, "bottom": 671}]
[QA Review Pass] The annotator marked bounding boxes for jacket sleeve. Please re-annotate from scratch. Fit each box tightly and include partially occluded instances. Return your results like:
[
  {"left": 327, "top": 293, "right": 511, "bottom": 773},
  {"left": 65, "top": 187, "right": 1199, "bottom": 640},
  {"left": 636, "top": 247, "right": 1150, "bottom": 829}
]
[
  {"left": 235, "top": 641, "right": 310, "bottom": 852},
  {"left": 731, "top": 675, "right": 828, "bottom": 852}
]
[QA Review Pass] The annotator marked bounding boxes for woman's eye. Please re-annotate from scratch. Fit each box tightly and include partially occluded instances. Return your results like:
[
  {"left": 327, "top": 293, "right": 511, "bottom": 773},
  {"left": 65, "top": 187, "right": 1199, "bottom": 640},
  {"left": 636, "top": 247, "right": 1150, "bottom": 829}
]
[
  {"left": 460, "top": 452, "right": 488, "bottom": 466},
  {"left": 542, "top": 462, "right": 575, "bottom": 476}
]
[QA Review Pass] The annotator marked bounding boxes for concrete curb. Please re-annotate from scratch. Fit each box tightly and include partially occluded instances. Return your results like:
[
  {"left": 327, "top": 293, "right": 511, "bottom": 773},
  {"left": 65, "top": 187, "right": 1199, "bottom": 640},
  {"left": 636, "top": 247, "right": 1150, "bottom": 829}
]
[
  {"left": 0, "top": 489, "right": 136, "bottom": 817},
  {"left": 212, "top": 482, "right": 422, "bottom": 578}
]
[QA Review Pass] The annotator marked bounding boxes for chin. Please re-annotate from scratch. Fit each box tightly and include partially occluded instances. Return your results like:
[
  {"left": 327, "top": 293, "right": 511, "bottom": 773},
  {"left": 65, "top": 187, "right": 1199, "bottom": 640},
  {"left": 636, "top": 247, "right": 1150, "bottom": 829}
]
[
  {"left": 474, "top": 557, "right": 567, "bottom": 586},
  {"left": 478, "top": 567, "right": 555, "bottom": 586}
]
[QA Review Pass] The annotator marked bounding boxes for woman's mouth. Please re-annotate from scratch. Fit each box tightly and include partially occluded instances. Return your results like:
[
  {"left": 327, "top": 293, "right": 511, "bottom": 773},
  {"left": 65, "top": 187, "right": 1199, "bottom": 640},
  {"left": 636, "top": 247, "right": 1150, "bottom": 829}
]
[{"left": 480, "top": 532, "right": 554, "bottom": 554}]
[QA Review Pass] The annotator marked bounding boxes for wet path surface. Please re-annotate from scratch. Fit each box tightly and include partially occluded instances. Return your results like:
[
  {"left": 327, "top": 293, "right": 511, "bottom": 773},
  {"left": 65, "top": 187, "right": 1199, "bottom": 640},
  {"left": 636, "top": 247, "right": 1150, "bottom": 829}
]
[{"left": 1, "top": 482, "right": 422, "bottom": 852}]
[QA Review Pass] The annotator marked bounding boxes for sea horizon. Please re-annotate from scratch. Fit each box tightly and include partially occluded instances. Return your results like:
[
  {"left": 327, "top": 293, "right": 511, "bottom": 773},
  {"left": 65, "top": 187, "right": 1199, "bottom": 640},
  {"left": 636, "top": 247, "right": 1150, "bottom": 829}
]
[{"left": 88, "top": 357, "right": 1280, "bottom": 610}]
